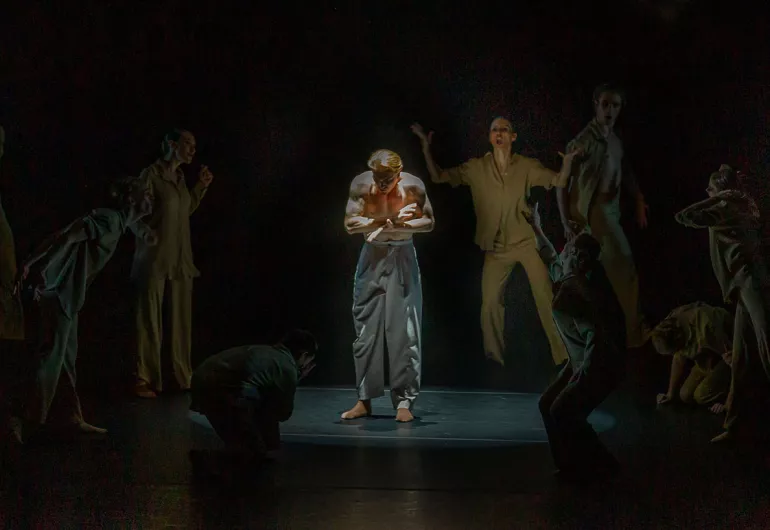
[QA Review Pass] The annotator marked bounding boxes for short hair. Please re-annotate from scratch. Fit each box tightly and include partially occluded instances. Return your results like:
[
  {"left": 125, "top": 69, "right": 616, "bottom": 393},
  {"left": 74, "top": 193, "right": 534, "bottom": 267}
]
[
  {"left": 593, "top": 83, "right": 626, "bottom": 106},
  {"left": 161, "top": 128, "right": 188, "bottom": 156},
  {"left": 490, "top": 116, "right": 514, "bottom": 130},
  {"left": 709, "top": 164, "right": 739, "bottom": 192},
  {"left": 367, "top": 149, "right": 403, "bottom": 173},
  {"left": 573, "top": 233, "right": 602, "bottom": 264},
  {"left": 280, "top": 329, "right": 318, "bottom": 359},
  {"left": 109, "top": 176, "right": 143, "bottom": 207},
  {"left": 650, "top": 318, "right": 685, "bottom": 355}
]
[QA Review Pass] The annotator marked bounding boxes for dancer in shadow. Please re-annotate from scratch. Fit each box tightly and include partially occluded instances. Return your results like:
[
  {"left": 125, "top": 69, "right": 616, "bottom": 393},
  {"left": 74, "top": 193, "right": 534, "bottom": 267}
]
[
  {"left": 131, "top": 129, "right": 213, "bottom": 398},
  {"left": 189, "top": 329, "right": 317, "bottom": 478},
  {"left": 529, "top": 203, "right": 626, "bottom": 480},
  {"left": 675, "top": 164, "right": 770, "bottom": 443},
  {"left": 651, "top": 302, "right": 732, "bottom": 413},
  {"left": 10, "top": 177, "right": 153, "bottom": 443},
  {"left": 557, "top": 83, "right": 650, "bottom": 348}
]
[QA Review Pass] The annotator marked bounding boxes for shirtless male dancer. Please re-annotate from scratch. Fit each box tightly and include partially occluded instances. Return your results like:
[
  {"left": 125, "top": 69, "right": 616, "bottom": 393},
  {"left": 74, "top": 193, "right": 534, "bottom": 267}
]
[{"left": 341, "top": 149, "right": 435, "bottom": 423}]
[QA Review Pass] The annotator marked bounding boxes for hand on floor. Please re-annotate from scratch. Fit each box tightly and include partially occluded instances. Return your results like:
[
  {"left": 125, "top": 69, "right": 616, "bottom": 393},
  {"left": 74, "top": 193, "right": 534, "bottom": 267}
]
[{"left": 709, "top": 403, "right": 726, "bottom": 414}]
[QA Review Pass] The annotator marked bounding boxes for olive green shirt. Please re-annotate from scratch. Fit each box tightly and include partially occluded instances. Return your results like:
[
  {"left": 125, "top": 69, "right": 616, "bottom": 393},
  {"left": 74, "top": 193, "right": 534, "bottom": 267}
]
[
  {"left": 566, "top": 119, "right": 640, "bottom": 224},
  {"left": 190, "top": 344, "right": 299, "bottom": 422},
  {"left": 40, "top": 208, "right": 128, "bottom": 319},
  {"left": 131, "top": 160, "right": 208, "bottom": 282},
  {"left": 675, "top": 190, "right": 766, "bottom": 304},
  {"left": 662, "top": 302, "right": 732, "bottom": 371},
  {"left": 437, "top": 153, "right": 560, "bottom": 250}
]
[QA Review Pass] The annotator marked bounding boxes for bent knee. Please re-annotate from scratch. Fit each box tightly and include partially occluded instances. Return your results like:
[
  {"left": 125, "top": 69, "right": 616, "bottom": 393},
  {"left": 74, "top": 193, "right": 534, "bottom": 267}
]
[
  {"left": 693, "top": 388, "right": 726, "bottom": 406},
  {"left": 538, "top": 395, "right": 553, "bottom": 416},
  {"left": 678, "top": 388, "right": 695, "bottom": 404}
]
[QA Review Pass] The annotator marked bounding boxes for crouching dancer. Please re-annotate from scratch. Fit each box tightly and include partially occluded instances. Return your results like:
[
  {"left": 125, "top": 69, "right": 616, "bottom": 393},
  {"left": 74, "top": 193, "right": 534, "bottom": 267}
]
[
  {"left": 529, "top": 203, "right": 627, "bottom": 479},
  {"left": 189, "top": 329, "right": 317, "bottom": 470}
]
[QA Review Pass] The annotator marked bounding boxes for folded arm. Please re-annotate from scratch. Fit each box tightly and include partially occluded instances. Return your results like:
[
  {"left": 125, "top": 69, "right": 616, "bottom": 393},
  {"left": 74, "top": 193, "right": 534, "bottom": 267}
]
[
  {"left": 344, "top": 182, "right": 384, "bottom": 235},
  {"left": 386, "top": 181, "right": 435, "bottom": 234},
  {"left": 674, "top": 196, "right": 733, "bottom": 228}
]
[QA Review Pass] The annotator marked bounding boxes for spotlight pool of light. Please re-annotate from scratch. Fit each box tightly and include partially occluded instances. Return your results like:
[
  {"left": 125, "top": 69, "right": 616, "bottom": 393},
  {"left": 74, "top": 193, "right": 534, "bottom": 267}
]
[{"left": 189, "top": 387, "right": 617, "bottom": 449}]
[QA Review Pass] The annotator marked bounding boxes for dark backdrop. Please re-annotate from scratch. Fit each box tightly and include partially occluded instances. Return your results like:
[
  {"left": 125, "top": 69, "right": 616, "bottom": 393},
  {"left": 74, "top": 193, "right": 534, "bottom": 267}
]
[{"left": 1, "top": 1, "right": 768, "bottom": 393}]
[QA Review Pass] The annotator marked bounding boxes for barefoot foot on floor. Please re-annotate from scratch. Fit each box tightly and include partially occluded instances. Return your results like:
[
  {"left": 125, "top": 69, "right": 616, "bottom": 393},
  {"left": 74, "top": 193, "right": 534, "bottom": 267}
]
[
  {"left": 395, "top": 408, "right": 414, "bottom": 423},
  {"left": 341, "top": 400, "right": 372, "bottom": 420}
]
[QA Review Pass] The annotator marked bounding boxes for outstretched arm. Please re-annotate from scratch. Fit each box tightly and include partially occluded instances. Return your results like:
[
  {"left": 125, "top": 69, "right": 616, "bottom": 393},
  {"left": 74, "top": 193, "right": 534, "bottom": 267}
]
[
  {"left": 15, "top": 218, "right": 90, "bottom": 292},
  {"left": 526, "top": 203, "right": 562, "bottom": 281},
  {"left": 410, "top": 123, "right": 469, "bottom": 186}
]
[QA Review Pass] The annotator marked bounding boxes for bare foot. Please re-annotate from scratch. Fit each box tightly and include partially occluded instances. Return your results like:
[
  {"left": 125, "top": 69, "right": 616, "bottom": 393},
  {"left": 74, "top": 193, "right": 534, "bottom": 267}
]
[
  {"left": 341, "top": 400, "right": 371, "bottom": 420},
  {"left": 76, "top": 422, "right": 108, "bottom": 434},
  {"left": 710, "top": 431, "right": 732, "bottom": 443},
  {"left": 395, "top": 408, "right": 414, "bottom": 423},
  {"left": 135, "top": 383, "right": 157, "bottom": 399}
]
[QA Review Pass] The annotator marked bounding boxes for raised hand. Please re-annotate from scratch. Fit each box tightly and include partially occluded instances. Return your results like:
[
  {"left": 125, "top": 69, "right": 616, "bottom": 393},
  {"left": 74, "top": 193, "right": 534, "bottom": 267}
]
[
  {"left": 558, "top": 146, "right": 584, "bottom": 163},
  {"left": 198, "top": 165, "right": 214, "bottom": 187},
  {"left": 410, "top": 123, "right": 433, "bottom": 146}
]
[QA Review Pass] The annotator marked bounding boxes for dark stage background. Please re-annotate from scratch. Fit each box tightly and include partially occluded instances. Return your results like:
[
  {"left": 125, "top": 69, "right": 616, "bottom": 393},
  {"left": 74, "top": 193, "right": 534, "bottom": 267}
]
[{"left": 1, "top": 1, "right": 768, "bottom": 393}]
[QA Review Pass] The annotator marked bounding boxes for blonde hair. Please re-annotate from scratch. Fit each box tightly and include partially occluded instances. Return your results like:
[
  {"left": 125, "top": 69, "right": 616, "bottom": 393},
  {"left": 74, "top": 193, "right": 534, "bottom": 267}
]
[{"left": 367, "top": 149, "right": 403, "bottom": 173}]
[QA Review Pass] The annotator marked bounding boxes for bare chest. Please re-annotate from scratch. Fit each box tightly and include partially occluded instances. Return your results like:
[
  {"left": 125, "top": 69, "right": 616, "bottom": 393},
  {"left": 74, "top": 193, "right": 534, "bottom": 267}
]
[{"left": 363, "top": 187, "right": 421, "bottom": 219}]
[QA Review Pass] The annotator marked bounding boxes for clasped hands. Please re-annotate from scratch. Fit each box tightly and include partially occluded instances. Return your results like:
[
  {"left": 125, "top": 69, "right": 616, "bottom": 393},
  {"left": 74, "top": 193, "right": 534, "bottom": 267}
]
[{"left": 365, "top": 203, "right": 418, "bottom": 242}]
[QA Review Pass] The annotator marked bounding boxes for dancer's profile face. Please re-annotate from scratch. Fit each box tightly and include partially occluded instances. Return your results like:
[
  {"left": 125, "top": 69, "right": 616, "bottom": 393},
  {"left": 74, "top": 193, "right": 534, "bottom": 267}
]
[
  {"left": 489, "top": 118, "right": 517, "bottom": 150},
  {"left": 170, "top": 131, "right": 197, "bottom": 164},
  {"left": 372, "top": 169, "right": 401, "bottom": 194},
  {"left": 594, "top": 92, "right": 623, "bottom": 128}
]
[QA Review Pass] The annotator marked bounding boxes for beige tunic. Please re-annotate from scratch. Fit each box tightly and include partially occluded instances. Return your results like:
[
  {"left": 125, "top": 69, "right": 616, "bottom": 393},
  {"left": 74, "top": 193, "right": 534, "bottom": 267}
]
[
  {"left": 131, "top": 160, "right": 208, "bottom": 282},
  {"left": 439, "top": 153, "right": 560, "bottom": 250}
]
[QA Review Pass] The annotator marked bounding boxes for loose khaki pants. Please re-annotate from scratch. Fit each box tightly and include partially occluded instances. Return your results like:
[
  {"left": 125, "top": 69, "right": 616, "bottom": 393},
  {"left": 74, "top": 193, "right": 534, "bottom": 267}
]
[
  {"left": 481, "top": 240, "right": 568, "bottom": 366},
  {"left": 27, "top": 296, "right": 83, "bottom": 426},
  {"left": 135, "top": 277, "right": 193, "bottom": 391},
  {"left": 586, "top": 196, "right": 647, "bottom": 348},
  {"left": 679, "top": 361, "right": 731, "bottom": 405}
]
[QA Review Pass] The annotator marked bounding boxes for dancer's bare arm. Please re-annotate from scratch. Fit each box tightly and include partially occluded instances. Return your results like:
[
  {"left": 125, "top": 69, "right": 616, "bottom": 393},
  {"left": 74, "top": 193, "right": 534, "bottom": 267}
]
[
  {"left": 386, "top": 179, "right": 435, "bottom": 234},
  {"left": 344, "top": 179, "right": 383, "bottom": 235}
]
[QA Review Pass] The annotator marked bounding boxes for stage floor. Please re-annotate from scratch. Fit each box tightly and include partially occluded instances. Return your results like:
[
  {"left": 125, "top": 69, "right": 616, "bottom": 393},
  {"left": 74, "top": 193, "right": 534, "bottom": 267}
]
[
  {"left": 190, "top": 387, "right": 617, "bottom": 447},
  {"left": 2, "top": 381, "right": 770, "bottom": 529}
]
